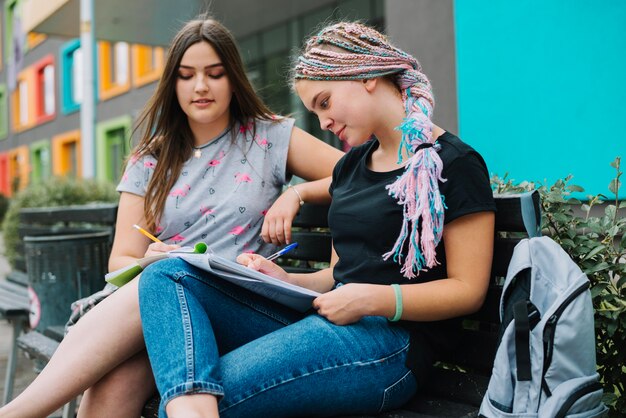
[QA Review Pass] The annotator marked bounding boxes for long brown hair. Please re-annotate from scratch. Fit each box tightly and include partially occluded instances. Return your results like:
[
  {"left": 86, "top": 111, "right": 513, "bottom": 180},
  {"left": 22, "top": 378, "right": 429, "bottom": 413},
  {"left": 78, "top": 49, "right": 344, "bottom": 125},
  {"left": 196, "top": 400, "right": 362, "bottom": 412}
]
[{"left": 131, "top": 16, "right": 275, "bottom": 230}]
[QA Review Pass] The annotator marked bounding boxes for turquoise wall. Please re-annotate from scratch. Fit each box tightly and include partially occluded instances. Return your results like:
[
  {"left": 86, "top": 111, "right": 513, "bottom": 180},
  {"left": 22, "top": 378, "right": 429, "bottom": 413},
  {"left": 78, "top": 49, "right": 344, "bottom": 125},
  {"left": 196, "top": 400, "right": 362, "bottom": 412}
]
[{"left": 454, "top": 1, "right": 625, "bottom": 196}]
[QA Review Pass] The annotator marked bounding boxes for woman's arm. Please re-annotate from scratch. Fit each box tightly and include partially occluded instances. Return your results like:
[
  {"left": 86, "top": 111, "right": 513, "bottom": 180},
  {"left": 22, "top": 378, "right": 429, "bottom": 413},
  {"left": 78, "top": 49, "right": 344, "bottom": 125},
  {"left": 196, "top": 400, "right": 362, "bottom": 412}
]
[
  {"left": 108, "top": 192, "right": 178, "bottom": 271},
  {"left": 312, "top": 211, "right": 495, "bottom": 325},
  {"left": 286, "top": 126, "right": 343, "bottom": 189},
  {"left": 262, "top": 126, "right": 343, "bottom": 245}
]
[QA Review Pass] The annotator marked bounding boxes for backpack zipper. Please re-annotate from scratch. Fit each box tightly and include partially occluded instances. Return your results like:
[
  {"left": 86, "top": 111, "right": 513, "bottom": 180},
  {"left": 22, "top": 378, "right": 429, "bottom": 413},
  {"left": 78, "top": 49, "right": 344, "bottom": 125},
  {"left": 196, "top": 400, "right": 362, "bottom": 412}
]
[{"left": 541, "top": 281, "right": 590, "bottom": 396}]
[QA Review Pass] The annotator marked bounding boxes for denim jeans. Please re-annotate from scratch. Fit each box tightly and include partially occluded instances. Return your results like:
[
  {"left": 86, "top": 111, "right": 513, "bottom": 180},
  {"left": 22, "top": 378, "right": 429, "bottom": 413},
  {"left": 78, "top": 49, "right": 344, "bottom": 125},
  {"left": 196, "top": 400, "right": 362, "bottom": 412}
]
[{"left": 139, "top": 258, "right": 417, "bottom": 418}]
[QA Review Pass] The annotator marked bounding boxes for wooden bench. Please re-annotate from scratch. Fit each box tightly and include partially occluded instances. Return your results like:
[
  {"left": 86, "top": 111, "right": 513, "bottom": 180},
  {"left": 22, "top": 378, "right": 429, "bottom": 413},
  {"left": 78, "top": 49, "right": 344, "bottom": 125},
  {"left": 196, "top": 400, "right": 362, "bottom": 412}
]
[{"left": 16, "top": 192, "right": 541, "bottom": 417}]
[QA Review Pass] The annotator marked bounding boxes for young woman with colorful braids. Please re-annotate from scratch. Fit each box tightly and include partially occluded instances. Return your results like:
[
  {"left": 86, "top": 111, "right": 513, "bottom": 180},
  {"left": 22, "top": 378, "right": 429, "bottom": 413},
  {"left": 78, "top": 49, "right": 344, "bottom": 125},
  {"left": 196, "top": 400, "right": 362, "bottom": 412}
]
[
  {"left": 0, "top": 17, "right": 343, "bottom": 418},
  {"left": 136, "top": 21, "right": 496, "bottom": 417}
]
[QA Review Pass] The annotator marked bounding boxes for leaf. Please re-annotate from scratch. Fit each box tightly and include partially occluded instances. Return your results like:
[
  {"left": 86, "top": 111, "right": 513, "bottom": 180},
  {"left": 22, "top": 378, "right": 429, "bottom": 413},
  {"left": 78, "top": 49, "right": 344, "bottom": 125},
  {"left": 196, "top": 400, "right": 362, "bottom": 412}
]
[
  {"left": 619, "top": 201, "right": 626, "bottom": 209},
  {"left": 605, "top": 205, "right": 617, "bottom": 219},
  {"left": 569, "top": 185, "right": 584, "bottom": 192},
  {"left": 608, "top": 179, "right": 621, "bottom": 195},
  {"left": 582, "top": 245, "right": 607, "bottom": 261},
  {"left": 584, "top": 262, "right": 611, "bottom": 274}
]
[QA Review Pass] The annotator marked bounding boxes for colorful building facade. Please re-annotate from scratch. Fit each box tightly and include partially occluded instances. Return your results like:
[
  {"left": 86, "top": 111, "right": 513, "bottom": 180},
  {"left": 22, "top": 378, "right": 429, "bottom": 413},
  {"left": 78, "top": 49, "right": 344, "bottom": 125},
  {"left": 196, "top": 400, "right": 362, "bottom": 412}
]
[{"left": 2, "top": 0, "right": 624, "bottom": 198}]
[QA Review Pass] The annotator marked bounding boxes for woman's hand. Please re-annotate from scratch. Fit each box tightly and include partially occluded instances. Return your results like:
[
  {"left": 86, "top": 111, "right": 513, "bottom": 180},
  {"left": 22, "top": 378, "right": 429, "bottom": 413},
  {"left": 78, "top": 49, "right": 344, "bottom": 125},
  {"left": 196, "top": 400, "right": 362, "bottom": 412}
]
[
  {"left": 236, "top": 253, "right": 292, "bottom": 283},
  {"left": 144, "top": 242, "right": 179, "bottom": 258},
  {"left": 313, "top": 283, "right": 376, "bottom": 325},
  {"left": 261, "top": 188, "right": 302, "bottom": 245}
]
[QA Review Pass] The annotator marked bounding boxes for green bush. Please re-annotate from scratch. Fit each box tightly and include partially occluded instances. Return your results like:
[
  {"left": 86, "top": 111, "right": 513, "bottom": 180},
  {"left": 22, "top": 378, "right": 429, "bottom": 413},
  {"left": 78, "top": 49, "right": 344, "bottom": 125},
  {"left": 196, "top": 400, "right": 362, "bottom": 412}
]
[
  {"left": 492, "top": 157, "right": 625, "bottom": 417},
  {"left": 2, "top": 177, "right": 118, "bottom": 269}
]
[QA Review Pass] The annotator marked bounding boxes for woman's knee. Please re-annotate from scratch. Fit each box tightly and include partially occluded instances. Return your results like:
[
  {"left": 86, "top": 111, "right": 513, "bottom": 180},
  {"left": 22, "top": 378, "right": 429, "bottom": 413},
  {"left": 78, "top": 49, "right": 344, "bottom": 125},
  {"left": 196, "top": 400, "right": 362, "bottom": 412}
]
[{"left": 140, "top": 258, "right": 190, "bottom": 290}]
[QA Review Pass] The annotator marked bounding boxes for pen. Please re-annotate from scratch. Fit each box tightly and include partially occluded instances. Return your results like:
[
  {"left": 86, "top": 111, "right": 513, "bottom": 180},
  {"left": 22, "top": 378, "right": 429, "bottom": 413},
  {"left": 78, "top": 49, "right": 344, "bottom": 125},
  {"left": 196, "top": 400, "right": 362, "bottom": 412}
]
[
  {"left": 133, "top": 224, "right": 163, "bottom": 243},
  {"left": 266, "top": 242, "right": 298, "bottom": 262}
]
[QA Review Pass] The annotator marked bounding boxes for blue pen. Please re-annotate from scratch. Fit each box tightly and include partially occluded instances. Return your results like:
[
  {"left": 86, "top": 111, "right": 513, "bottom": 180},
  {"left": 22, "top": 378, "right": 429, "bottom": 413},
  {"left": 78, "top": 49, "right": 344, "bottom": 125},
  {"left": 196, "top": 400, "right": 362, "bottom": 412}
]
[{"left": 266, "top": 242, "right": 298, "bottom": 261}]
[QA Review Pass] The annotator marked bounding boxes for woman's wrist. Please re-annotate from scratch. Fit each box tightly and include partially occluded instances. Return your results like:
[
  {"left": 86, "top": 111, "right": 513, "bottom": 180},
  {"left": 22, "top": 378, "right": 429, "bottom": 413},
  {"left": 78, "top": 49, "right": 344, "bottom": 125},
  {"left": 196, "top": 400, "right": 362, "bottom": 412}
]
[{"left": 289, "top": 185, "right": 305, "bottom": 206}]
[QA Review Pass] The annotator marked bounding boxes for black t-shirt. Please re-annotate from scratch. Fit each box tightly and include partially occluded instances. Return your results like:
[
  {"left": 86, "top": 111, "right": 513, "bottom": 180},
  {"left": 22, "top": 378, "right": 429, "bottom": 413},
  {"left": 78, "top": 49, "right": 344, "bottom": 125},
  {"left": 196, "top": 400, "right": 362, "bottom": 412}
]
[
  {"left": 328, "top": 131, "right": 496, "bottom": 374},
  {"left": 329, "top": 131, "right": 496, "bottom": 284}
]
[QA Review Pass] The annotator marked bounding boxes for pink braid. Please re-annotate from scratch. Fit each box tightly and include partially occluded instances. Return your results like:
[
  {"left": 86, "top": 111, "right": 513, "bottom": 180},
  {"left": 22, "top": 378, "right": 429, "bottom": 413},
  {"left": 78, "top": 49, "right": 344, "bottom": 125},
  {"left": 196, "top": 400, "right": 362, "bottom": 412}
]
[{"left": 294, "top": 22, "right": 446, "bottom": 279}]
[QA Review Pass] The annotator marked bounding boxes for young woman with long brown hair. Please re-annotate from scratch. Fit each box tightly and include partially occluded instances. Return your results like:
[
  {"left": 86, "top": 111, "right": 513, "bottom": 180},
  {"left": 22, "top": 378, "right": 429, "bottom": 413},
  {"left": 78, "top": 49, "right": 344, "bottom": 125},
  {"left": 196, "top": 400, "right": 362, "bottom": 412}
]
[{"left": 0, "top": 16, "right": 342, "bottom": 418}]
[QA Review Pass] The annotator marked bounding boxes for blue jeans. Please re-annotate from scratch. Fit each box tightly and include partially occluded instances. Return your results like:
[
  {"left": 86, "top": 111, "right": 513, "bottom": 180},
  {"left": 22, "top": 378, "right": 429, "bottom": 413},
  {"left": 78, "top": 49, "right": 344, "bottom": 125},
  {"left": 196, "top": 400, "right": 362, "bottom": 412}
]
[{"left": 138, "top": 258, "right": 417, "bottom": 418}]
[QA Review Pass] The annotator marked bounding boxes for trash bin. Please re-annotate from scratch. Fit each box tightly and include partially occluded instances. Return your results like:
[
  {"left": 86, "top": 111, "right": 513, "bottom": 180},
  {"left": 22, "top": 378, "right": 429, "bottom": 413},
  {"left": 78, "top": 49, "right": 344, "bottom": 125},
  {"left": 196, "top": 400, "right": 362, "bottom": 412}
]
[{"left": 24, "top": 230, "right": 111, "bottom": 332}]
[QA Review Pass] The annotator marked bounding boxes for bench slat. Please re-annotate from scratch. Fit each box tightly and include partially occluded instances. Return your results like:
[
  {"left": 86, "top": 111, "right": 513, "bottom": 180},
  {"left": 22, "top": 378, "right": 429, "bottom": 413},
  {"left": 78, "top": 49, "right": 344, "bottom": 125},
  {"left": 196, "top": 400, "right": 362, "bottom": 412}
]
[
  {"left": 17, "top": 331, "right": 60, "bottom": 363},
  {"left": 284, "top": 231, "right": 332, "bottom": 262},
  {"left": 438, "top": 329, "right": 498, "bottom": 373},
  {"left": 292, "top": 203, "right": 329, "bottom": 228},
  {"left": 493, "top": 191, "right": 540, "bottom": 233},
  {"left": 0, "top": 282, "right": 29, "bottom": 317}
]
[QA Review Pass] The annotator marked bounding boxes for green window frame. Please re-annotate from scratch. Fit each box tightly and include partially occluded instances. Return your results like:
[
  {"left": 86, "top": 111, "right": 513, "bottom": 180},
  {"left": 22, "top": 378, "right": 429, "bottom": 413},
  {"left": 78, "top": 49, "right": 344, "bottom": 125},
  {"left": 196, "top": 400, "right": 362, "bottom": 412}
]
[
  {"left": 96, "top": 115, "right": 131, "bottom": 183},
  {"left": 30, "top": 139, "right": 51, "bottom": 184},
  {"left": 0, "top": 84, "right": 8, "bottom": 139}
]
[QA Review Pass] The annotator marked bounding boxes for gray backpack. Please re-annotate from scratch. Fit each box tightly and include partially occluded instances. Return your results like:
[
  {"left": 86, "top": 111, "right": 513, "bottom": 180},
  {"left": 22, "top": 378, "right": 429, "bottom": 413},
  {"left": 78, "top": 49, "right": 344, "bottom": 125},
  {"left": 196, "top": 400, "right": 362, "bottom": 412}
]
[{"left": 479, "top": 236, "right": 608, "bottom": 417}]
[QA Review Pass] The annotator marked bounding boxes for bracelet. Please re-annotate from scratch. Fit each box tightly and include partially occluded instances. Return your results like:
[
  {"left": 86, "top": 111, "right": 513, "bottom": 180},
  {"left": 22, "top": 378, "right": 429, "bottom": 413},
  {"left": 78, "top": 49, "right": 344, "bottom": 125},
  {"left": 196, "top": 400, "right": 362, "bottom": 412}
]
[
  {"left": 388, "top": 284, "right": 403, "bottom": 322},
  {"left": 290, "top": 186, "right": 305, "bottom": 206}
]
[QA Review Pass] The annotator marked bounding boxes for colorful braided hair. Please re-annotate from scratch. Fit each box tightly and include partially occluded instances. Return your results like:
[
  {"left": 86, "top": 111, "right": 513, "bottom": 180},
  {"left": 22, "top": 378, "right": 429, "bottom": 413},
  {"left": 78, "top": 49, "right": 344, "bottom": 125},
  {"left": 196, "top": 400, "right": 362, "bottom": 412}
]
[{"left": 294, "top": 22, "right": 446, "bottom": 279}]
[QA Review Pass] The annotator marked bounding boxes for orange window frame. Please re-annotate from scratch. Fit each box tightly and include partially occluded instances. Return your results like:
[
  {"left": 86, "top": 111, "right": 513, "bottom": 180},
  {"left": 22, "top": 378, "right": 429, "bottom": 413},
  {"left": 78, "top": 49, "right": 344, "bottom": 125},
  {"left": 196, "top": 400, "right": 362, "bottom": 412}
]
[
  {"left": 8, "top": 146, "right": 30, "bottom": 192},
  {"left": 33, "top": 54, "right": 56, "bottom": 125},
  {"left": 52, "top": 130, "right": 82, "bottom": 177},
  {"left": 132, "top": 45, "right": 164, "bottom": 87},
  {"left": 98, "top": 41, "right": 131, "bottom": 101},
  {"left": 27, "top": 33, "right": 47, "bottom": 50}
]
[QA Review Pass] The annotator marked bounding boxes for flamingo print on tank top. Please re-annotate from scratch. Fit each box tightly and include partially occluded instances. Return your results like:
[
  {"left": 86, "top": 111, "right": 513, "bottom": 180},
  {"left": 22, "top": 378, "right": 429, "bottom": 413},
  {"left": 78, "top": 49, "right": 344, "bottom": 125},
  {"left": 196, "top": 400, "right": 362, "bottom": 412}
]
[
  {"left": 229, "top": 224, "right": 250, "bottom": 245},
  {"left": 169, "top": 184, "right": 191, "bottom": 209},
  {"left": 234, "top": 173, "right": 253, "bottom": 191},
  {"left": 203, "top": 151, "right": 226, "bottom": 178},
  {"left": 200, "top": 205, "right": 216, "bottom": 224}
]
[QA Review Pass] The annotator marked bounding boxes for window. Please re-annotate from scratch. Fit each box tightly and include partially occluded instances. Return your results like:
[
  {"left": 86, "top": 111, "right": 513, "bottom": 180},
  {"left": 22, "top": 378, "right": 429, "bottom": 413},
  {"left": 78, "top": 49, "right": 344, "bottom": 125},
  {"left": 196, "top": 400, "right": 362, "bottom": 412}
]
[
  {"left": 33, "top": 55, "right": 56, "bottom": 124},
  {"left": 237, "top": 1, "right": 384, "bottom": 153},
  {"left": 72, "top": 48, "right": 83, "bottom": 103},
  {"left": 11, "top": 68, "right": 35, "bottom": 132},
  {"left": 96, "top": 116, "right": 131, "bottom": 183},
  {"left": 4, "top": 0, "right": 19, "bottom": 65},
  {"left": 52, "top": 130, "right": 81, "bottom": 178},
  {"left": 8, "top": 145, "right": 29, "bottom": 192},
  {"left": 98, "top": 41, "right": 130, "bottom": 100},
  {"left": 131, "top": 44, "right": 164, "bottom": 87},
  {"left": 0, "top": 85, "right": 7, "bottom": 139},
  {"left": 60, "top": 39, "right": 91, "bottom": 114},
  {"left": 30, "top": 139, "right": 51, "bottom": 184}
]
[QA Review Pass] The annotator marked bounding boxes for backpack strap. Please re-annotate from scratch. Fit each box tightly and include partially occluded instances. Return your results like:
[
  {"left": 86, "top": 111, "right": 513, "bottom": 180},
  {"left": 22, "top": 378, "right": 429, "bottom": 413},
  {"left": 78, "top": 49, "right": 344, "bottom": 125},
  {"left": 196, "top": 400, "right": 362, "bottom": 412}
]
[
  {"left": 520, "top": 191, "right": 541, "bottom": 238},
  {"left": 514, "top": 300, "right": 532, "bottom": 381}
]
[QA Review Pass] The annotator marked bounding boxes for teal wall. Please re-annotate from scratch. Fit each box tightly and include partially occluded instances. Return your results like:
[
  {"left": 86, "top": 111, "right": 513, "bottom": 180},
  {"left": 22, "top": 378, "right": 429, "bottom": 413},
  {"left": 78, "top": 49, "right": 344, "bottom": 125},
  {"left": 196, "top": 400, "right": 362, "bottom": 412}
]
[{"left": 454, "top": 1, "right": 626, "bottom": 196}]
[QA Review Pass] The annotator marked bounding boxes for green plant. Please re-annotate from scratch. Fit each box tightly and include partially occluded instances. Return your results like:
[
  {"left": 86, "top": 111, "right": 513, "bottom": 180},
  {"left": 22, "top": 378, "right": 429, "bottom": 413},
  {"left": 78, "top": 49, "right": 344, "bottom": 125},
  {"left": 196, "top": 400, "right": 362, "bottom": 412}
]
[
  {"left": 0, "top": 193, "right": 10, "bottom": 226},
  {"left": 492, "top": 157, "right": 625, "bottom": 416},
  {"left": 2, "top": 177, "right": 118, "bottom": 268}
]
